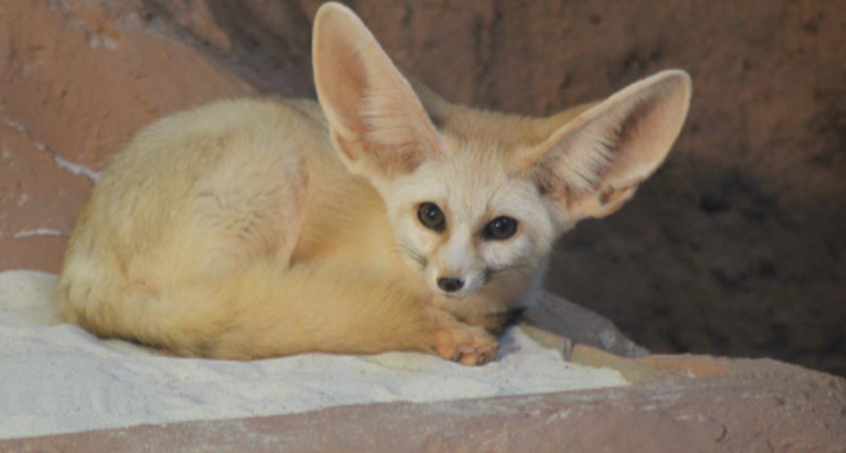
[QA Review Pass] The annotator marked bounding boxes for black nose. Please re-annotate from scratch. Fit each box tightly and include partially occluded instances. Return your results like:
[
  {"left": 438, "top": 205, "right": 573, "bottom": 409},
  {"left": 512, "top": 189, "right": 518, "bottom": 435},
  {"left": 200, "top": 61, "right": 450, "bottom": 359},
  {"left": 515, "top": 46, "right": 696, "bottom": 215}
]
[{"left": 437, "top": 277, "right": 464, "bottom": 293}]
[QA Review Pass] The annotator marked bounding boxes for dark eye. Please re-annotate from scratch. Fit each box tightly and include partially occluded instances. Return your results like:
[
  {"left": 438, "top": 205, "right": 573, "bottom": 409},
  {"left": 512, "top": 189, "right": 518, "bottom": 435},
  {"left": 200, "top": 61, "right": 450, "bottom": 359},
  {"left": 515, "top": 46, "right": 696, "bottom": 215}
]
[
  {"left": 483, "top": 216, "right": 518, "bottom": 241},
  {"left": 418, "top": 203, "right": 446, "bottom": 232}
]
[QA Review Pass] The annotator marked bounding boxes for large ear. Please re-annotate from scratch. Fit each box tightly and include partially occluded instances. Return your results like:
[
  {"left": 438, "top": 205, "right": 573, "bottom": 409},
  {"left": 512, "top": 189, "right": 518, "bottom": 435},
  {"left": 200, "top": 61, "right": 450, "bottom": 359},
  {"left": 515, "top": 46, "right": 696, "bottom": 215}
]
[
  {"left": 313, "top": 3, "right": 441, "bottom": 180},
  {"left": 397, "top": 67, "right": 455, "bottom": 127},
  {"left": 523, "top": 70, "right": 692, "bottom": 222}
]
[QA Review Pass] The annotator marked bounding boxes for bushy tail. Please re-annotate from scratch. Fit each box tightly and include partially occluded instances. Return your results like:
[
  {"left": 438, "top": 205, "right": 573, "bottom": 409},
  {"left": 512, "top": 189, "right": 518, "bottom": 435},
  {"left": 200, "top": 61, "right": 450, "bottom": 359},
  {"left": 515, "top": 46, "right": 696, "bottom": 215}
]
[{"left": 58, "top": 260, "right": 438, "bottom": 360}]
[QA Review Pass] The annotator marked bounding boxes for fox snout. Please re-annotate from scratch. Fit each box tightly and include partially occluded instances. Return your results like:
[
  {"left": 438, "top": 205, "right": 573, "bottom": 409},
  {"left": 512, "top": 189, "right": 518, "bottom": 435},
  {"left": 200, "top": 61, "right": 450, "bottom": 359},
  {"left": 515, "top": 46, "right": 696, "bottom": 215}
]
[
  {"left": 427, "top": 245, "right": 488, "bottom": 297},
  {"left": 437, "top": 277, "right": 464, "bottom": 293},
  {"left": 425, "top": 232, "right": 481, "bottom": 296},
  {"left": 430, "top": 270, "right": 481, "bottom": 297}
]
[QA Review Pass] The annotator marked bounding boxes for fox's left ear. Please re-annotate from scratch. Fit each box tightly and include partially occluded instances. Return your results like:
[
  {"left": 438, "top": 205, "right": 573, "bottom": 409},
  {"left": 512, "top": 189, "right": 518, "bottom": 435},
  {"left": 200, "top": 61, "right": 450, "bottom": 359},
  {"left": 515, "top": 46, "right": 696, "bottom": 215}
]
[{"left": 523, "top": 70, "right": 692, "bottom": 222}]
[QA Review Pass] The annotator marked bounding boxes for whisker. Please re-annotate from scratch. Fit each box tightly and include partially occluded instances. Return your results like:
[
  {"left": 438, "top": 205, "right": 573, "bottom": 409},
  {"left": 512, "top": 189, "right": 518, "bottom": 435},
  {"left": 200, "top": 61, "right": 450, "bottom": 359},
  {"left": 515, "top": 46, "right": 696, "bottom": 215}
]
[
  {"left": 394, "top": 244, "right": 428, "bottom": 271},
  {"left": 484, "top": 263, "right": 536, "bottom": 283}
]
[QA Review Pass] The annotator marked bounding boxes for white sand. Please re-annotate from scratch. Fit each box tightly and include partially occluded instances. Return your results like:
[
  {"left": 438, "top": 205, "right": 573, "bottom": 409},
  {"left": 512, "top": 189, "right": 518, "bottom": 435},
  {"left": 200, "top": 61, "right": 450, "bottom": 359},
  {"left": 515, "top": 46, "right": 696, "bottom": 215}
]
[{"left": 0, "top": 270, "right": 627, "bottom": 440}]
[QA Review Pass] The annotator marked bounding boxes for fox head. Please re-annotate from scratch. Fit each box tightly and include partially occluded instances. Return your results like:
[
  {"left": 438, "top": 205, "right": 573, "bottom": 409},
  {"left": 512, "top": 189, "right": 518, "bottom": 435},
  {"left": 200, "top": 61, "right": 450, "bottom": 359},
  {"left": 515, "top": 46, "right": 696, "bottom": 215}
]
[{"left": 313, "top": 3, "right": 692, "bottom": 299}]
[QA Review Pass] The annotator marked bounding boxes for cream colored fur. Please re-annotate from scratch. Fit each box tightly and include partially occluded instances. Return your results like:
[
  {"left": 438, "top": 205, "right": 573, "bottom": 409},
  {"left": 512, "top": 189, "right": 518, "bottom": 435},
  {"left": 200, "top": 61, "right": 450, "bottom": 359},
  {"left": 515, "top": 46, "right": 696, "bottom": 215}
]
[{"left": 55, "top": 3, "right": 692, "bottom": 365}]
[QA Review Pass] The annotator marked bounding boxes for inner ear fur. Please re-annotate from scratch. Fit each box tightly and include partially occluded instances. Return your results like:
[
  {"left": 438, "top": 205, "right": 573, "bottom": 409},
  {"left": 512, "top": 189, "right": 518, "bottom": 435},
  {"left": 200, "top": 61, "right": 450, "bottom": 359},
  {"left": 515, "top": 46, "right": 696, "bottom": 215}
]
[
  {"left": 312, "top": 3, "right": 441, "bottom": 179},
  {"left": 526, "top": 70, "right": 692, "bottom": 220}
]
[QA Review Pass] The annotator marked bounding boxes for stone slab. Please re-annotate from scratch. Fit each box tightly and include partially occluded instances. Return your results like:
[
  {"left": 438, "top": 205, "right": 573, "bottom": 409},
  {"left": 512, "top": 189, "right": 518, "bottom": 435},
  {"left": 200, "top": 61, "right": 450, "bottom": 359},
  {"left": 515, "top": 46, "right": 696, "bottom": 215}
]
[{"left": 2, "top": 357, "right": 843, "bottom": 452}]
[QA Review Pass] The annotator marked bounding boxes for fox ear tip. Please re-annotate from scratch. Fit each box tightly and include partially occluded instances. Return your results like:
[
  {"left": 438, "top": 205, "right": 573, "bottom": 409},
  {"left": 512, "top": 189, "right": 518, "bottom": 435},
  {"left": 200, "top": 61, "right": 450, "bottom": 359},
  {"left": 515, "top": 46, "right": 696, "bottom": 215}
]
[
  {"left": 316, "top": 2, "right": 350, "bottom": 16},
  {"left": 656, "top": 68, "right": 691, "bottom": 80},
  {"left": 315, "top": 2, "right": 361, "bottom": 28},
  {"left": 646, "top": 70, "right": 693, "bottom": 103}
]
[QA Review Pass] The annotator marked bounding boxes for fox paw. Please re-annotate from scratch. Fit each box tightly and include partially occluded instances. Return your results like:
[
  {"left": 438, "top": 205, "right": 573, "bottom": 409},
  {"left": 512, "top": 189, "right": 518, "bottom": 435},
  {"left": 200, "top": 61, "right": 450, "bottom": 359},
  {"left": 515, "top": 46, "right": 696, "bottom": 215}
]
[{"left": 434, "top": 325, "right": 499, "bottom": 366}]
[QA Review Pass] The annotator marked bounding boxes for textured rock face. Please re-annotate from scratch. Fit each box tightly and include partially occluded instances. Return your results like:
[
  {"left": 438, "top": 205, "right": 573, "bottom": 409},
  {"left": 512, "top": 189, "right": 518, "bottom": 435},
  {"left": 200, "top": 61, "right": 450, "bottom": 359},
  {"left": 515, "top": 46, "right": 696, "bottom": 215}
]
[
  {"left": 0, "top": 0, "right": 252, "bottom": 270},
  {"left": 3, "top": 357, "right": 845, "bottom": 450},
  {"left": 1, "top": 0, "right": 844, "bottom": 374}
]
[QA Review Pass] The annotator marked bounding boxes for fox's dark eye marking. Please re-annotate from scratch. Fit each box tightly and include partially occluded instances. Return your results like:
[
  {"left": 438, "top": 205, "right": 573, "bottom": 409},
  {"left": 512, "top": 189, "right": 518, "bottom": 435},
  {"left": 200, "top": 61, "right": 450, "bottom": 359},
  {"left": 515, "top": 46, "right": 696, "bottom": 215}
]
[
  {"left": 483, "top": 216, "right": 518, "bottom": 241},
  {"left": 418, "top": 202, "right": 446, "bottom": 232}
]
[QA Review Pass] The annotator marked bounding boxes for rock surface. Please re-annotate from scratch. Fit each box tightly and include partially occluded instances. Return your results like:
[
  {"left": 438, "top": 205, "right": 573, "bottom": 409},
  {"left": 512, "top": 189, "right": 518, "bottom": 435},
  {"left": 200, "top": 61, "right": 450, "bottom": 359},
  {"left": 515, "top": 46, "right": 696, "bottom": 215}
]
[
  {"left": 3, "top": 356, "right": 845, "bottom": 451},
  {"left": 1, "top": 0, "right": 844, "bottom": 375}
]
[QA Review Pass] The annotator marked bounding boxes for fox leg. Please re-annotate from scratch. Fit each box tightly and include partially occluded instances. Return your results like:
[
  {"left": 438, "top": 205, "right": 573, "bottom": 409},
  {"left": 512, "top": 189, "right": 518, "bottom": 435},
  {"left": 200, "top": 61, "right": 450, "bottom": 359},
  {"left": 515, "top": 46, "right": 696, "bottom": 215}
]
[
  {"left": 60, "top": 125, "right": 310, "bottom": 344},
  {"left": 183, "top": 144, "right": 309, "bottom": 276},
  {"left": 461, "top": 308, "right": 527, "bottom": 336},
  {"left": 429, "top": 308, "right": 500, "bottom": 365}
]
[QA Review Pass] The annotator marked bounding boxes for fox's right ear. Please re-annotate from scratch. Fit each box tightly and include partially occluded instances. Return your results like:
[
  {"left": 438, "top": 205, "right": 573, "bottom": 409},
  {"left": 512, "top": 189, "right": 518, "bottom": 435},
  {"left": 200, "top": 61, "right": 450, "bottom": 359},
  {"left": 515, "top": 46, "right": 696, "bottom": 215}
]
[{"left": 313, "top": 3, "right": 442, "bottom": 180}]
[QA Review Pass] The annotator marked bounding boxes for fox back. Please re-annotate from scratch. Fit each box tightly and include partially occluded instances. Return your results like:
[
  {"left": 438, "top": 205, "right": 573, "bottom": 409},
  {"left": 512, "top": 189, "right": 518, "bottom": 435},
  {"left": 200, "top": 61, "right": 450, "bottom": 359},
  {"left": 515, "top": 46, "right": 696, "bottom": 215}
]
[{"left": 55, "top": 3, "right": 691, "bottom": 364}]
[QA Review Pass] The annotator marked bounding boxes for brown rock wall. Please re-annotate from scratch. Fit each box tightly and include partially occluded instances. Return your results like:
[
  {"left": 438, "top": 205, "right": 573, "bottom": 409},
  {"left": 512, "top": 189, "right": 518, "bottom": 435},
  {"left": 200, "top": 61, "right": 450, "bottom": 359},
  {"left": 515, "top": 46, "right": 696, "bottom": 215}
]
[{"left": 0, "top": 0, "right": 251, "bottom": 270}]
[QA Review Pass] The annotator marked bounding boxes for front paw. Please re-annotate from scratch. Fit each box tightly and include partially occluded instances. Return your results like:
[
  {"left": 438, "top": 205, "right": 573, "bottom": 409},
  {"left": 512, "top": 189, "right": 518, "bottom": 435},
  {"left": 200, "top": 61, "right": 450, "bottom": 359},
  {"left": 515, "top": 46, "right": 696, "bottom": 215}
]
[{"left": 434, "top": 325, "right": 500, "bottom": 366}]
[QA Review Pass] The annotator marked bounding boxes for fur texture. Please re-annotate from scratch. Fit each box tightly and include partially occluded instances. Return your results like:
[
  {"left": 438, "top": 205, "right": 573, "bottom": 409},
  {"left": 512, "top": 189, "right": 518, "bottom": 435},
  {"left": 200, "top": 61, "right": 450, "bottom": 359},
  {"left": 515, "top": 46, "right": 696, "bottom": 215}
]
[{"left": 55, "top": 3, "right": 692, "bottom": 365}]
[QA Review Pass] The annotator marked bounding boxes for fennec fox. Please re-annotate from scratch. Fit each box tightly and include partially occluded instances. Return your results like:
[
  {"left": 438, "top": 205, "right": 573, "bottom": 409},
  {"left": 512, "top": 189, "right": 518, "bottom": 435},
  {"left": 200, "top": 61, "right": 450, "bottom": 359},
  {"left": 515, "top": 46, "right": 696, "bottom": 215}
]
[{"left": 55, "top": 3, "right": 692, "bottom": 365}]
